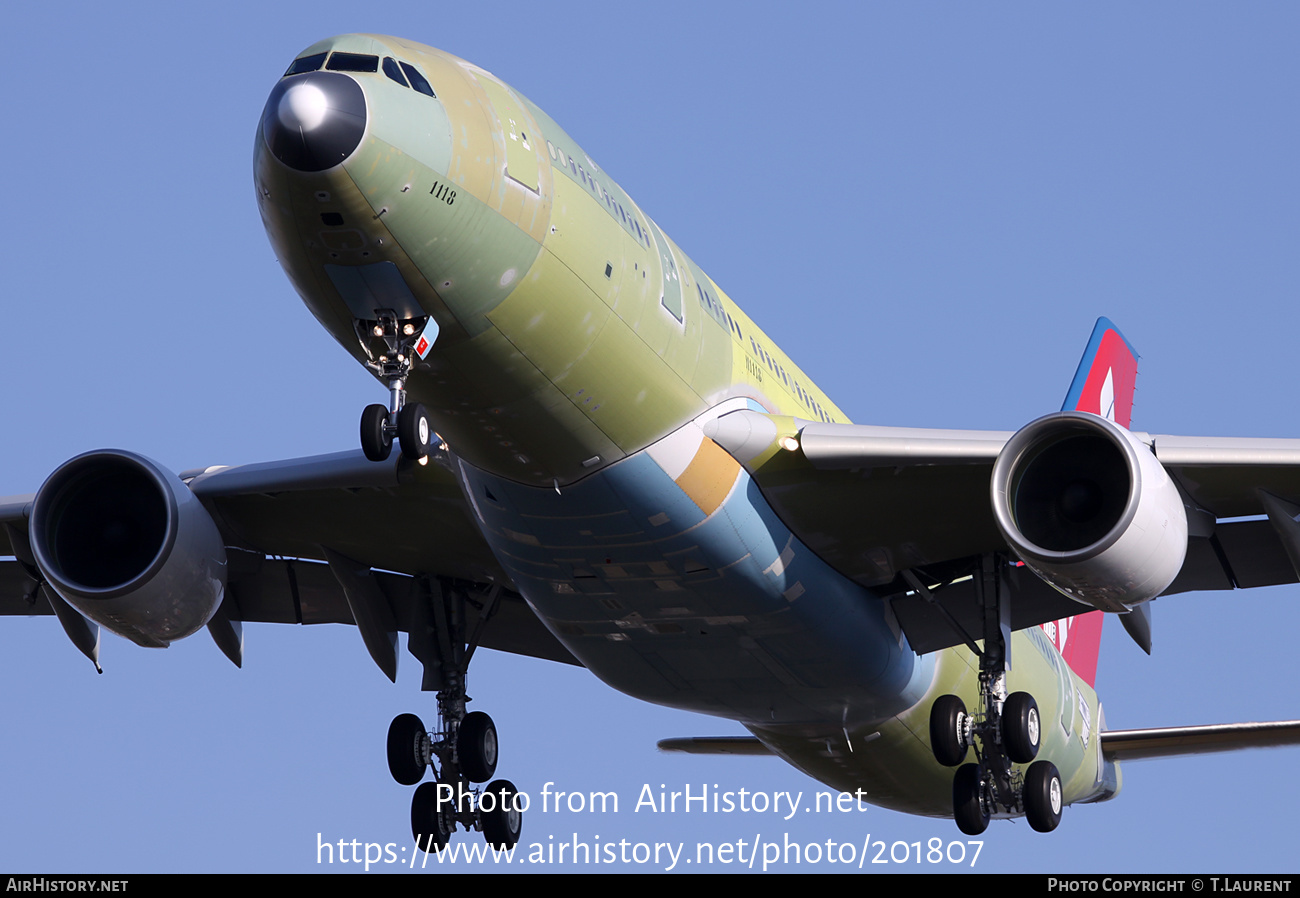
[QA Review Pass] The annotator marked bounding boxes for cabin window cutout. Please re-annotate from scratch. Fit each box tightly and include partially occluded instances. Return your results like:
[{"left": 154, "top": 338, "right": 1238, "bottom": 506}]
[
  {"left": 284, "top": 53, "right": 327, "bottom": 76},
  {"left": 327, "top": 52, "right": 379, "bottom": 73}
]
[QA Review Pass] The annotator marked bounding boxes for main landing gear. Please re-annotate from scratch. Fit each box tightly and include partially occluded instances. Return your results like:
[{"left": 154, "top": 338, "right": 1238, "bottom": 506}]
[
  {"left": 927, "top": 554, "right": 1063, "bottom": 834},
  {"left": 386, "top": 578, "right": 522, "bottom": 853},
  {"left": 355, "top": 309, "right": 434, "bottom": 463},
  {"left": 389, "top": 709, "right": 523, "bottom": 852}
]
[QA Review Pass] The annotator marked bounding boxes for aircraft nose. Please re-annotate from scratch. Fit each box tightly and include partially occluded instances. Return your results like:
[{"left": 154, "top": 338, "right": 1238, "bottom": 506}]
[{"left": 260, "top": 72, "right": 367, "bottom": 172}]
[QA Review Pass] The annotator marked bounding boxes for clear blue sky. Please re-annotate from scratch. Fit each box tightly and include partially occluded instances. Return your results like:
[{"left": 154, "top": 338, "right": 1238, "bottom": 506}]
[{"left": 2, "top": 1, "right": 1299, "bottom": 873}]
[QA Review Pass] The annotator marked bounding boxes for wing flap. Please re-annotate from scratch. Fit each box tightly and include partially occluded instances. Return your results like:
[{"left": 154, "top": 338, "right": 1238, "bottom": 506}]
[
  {"left": 1162, "top": 522, "right": 1296, "bottom": 594},
  {"left": 1154, "top": 435, "right": 1300, "bottom": 518},
  {"left": 226, "top": 556, "right": 578, "bottom": 666},
  {"left": 188, "top": 449, "right": 506, "bottom": 584},
  {"left": 0, "top": 560, "right": 47, "bottom": 616},
  {"left": 0, "top": 495, "right": 33, "bottom": 558},
  {"left": 888, "top": 563, "right": 1092, "bottom": 655}
]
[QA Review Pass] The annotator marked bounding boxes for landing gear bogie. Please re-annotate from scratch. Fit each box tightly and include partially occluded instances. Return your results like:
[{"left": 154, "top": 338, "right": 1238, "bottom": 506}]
[{"left": 390, "top": 579, "right": 520, "bottom": 852}]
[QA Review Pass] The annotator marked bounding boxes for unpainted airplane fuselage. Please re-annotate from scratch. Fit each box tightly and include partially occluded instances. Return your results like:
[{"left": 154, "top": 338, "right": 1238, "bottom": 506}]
[{"left": 254, "top": 33, "right": 1114, "bottom": 819}]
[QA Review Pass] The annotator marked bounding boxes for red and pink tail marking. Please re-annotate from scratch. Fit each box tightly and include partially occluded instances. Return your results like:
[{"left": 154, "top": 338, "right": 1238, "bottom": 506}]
[{"left": 1041, "top": 318, "right": 1139, "bottom": 687}]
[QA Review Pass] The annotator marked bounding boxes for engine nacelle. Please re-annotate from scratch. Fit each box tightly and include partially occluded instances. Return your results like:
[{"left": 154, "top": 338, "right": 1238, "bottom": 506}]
[
  {"left": 29, "top": 450, "right": 227, "bottom": 647},
  {"left": 990, "top": 412, "right": 1187, "bottom": 612}
]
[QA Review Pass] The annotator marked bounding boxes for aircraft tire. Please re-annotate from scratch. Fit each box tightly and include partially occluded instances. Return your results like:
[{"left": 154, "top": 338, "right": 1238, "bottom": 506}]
[
  {"left": 398, "top": 402, "right": 433, "bottom": 460},
  {"left": 361, "top": 404, "right": 393, "bottom": 462},
  {"left": 1004, "top": 692, "right": 1041, "bottom": 764},
  {"left": 387, "top": 713, "right": 429, "bottom": 786},
  {"left": 457, "top": 711, "right": 499, "bottom": 783},
  {"left": 1024, "top": 760, "right": 1063, "bottom": 833},
  {"left": 481, "top": 779, "right": 523, "bottom": 850},
  {"left": 953, "top": 763, "right": 989, "bottom": 835},
  {"left": 411, "top": 780, "right": 454, "bottom": 853},
  {"left": 929, "top": 694, "right": 969, "bottom": 767}
]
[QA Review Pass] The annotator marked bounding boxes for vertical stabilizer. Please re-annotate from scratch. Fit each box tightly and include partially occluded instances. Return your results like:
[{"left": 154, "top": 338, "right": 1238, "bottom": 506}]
[
  {"left": 1061, "top": 317, "right": 1140, "bottom": 427},
  {"left": 1040, "top": 318, "right": 1141, "bottom": 687}
]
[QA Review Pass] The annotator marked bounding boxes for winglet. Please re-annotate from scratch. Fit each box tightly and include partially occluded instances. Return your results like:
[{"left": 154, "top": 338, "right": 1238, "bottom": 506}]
[{"left": 1061, "top": 317, "right": 1140, "bottom": 428}]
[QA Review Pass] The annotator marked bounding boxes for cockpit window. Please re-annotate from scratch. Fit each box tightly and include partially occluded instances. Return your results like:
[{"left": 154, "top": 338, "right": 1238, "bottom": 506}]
[
  {"left": 326, "top": 52, "right": 379, "bottom": 73},
  {"left": 400, "top": 61, "right": 436, "bottom": 98},
  {"left": 284, "top": 52, "right": 327, "bottom": 76},
  {"left": 382, "top": 57, "right": 409, "bottom": 88}
]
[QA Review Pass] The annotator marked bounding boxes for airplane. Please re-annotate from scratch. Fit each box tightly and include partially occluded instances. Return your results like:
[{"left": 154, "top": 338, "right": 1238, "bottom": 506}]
[{"left": 5, "top": 30, "right": 1300, "bottom": 862}]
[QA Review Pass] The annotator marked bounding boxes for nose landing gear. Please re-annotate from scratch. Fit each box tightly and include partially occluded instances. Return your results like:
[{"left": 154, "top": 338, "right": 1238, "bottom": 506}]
[{"left": 355, "top": 309, "right": 435, "bottom": 463}]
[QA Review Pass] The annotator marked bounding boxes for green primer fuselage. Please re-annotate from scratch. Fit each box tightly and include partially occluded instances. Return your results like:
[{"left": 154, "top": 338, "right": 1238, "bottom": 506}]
[{"left": 255, "top": 34, "right": 1116, "bottom": 820}]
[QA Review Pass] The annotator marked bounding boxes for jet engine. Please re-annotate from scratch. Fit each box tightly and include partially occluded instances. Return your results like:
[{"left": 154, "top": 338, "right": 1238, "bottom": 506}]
[
  {"left": 29, "top": 450, "right": 227, "bottom": 647},
  {"left": 990, "top": 412, "right": 1187, "bottom": 612}
]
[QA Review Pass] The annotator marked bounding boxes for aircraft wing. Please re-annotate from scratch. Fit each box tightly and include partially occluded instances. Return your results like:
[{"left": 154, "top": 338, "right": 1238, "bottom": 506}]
[
  {"left": 0, "top": 450, "right": 578, "bottom": 670},
  {"left": 1100, "top": 720, "right": 1300, "bottom": 761},
  {"left": 658, "top": 721, "right": 1300, "bottom": 762},
  {"left": 705, "top": 410, "right": 1300, "bottom": 655}
]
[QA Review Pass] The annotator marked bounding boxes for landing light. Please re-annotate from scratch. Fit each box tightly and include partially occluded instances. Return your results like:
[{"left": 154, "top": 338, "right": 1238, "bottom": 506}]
[
  {"left": 403, "top": 323, "right": 415, "bottom": 336},
  {"left": 780, "top": 436, "right": 800, "bottom": 453},
  {"left": 372, "top": 325, "right": 384, "bottom": 337}
]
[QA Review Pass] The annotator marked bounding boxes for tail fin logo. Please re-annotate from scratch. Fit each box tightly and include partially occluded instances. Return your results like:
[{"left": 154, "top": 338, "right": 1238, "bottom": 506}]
[
  {"left": 1043, "top": 617, "right": 1070, "bottom": 655},
  {"left": 1061, "top": 317, "right": 1138, "bottom": 429},
  {"left": 1041, "top": 610, "right": 1104, "bottom": 688},
  {"left": 1100, "top": 367, "right": 1115, "bottom": 422}
]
